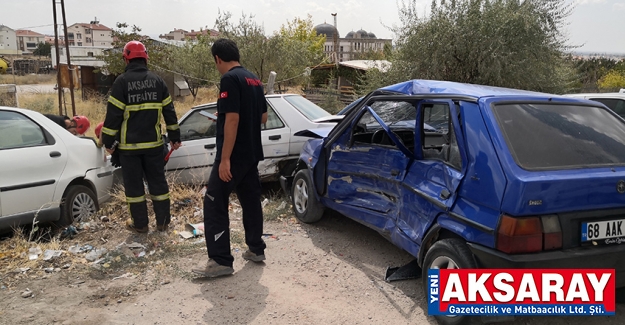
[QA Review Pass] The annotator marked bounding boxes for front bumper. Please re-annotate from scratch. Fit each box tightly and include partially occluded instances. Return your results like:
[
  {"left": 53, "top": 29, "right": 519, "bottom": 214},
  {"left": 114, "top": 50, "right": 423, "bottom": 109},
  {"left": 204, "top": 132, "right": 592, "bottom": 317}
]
[{"left": 468, "top": 243, "right": 625, "bottom": 287}]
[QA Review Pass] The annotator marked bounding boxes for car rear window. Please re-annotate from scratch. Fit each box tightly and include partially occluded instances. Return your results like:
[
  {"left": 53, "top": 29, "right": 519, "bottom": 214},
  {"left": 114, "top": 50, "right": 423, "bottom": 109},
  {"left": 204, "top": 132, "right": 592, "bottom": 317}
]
[
  {"left": 492, "top": 103, "right": 625, "bottom": 170},
  {"left": 281, "top": 95, "right": 331, "bottom": 120}
]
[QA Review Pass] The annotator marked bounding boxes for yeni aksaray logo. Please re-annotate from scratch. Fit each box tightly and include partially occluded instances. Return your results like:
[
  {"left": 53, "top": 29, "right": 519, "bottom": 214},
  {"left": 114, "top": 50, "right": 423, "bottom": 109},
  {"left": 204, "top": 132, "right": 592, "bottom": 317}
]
[{"left": 428, "top": 269, "right": 615, "bottom": 316}]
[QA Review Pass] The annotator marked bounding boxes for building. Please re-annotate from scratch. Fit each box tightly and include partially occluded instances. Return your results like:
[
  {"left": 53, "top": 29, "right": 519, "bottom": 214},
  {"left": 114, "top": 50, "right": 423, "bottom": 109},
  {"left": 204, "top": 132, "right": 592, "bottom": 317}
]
[
  {"left": 45, "top": 35, "right": 65, "bottom": 46},
  {"left": 16, "top": 30, "right": 46, "bottom": 53},
  {"left": 0, "top": 25, "right": 19, "bottom": 55},
  {"left": 66, "top": 19, "right": 113, "bottom": 47},
  {"left": 313, "top": 23, "right": 392, "bottom": 62},
  {"left": 159, "top": 28, "right": 219, "bottom": 41}
]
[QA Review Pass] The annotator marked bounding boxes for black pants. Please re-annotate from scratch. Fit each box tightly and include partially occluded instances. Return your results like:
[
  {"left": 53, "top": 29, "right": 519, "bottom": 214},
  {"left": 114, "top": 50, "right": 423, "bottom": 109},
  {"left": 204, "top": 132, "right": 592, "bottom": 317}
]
[
  {"left": 203, "top": 160, "right": 266, "bottom": 267},
  {"left": 120, "top": 150, "right": 171, "bottom": 228}
]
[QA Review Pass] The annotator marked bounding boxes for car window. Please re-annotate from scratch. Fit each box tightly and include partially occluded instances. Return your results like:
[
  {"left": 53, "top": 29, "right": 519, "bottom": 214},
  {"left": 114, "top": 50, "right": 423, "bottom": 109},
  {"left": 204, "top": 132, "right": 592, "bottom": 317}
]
[
  {"left": 352, "top": 100, "right": 416, "bottom": 152},
  {"left": 421, "top": 103, "right": 462, "bottom": 170},
  {"left": 179, "top": 107, "right": 217, "bottom": 141},
  {"left": 492, "top": 103, "right": 625, "bottom": 170},
  {"left": 262, "top": 104, "right": 284, "bottom": 130},
  {"left": 590, "top": 98, "right": 625, "bottom": 118},
  {"left": 281, "top": 95, "right": 331, "bottom": 120},
  {"left": 0, "top": 110, "right": 46, "bottom": 149}
]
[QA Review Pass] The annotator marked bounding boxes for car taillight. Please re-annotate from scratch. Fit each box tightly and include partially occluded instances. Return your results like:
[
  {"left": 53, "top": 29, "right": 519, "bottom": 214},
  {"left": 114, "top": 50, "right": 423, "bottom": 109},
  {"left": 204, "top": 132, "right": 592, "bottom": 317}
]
[
  {"left": 496, "top": 215, "right": 563, "bottom": 254},
  {"left": 541, "top": 215, "right": 562, "bottom": 251},
  {"left": 497, "top": 215, "right": 542, "bottom": 254}
]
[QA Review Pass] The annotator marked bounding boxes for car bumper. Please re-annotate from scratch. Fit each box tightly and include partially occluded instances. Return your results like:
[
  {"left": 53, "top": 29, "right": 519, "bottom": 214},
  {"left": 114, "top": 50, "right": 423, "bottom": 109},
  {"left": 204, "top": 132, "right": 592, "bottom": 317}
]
[{"left": 468, "top": 243, "right": 625, "bottom": 288}]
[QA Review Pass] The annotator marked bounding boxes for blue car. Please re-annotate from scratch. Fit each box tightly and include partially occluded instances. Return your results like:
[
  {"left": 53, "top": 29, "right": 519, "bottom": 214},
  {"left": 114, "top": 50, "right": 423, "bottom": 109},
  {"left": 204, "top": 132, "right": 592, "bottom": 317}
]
[{"left": 281, "top": 79, "right": 625, "bottom": 324}]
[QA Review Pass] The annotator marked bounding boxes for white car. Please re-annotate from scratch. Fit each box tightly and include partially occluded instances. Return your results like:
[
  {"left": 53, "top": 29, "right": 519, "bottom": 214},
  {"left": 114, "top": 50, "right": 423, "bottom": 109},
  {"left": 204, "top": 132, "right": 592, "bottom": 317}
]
[
  {"left": 564, "top": 92, "right": 625, "bottom": 119},
  {"left": 0, "top": 107, "right": 115, "bottom": 231},
  {"left": 165, "top": 94, "right": 341, "bottom": 185}
]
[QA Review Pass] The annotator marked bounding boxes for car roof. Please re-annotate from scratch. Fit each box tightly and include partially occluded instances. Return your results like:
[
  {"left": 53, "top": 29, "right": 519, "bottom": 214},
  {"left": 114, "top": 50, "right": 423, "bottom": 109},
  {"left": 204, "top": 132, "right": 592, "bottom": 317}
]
[
  {"left": 191, "top": 93, "right": 301, "bottom": 110},
  {"left": 379, "top": 79, "right": 553, "bottom": 99}
]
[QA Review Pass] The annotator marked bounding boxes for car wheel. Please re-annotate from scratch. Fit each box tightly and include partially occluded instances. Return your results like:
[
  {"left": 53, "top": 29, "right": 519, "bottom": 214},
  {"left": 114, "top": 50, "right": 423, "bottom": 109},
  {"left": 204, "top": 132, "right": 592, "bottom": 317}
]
[
  {"left": 291, "top": 169, "right": 325, "bottom": 223},
  {"left": 422, "top": 238, "right": 477, "bottom": 325},
  {"left": 57, "top": 185, "right": 98, "bottom": 227}
]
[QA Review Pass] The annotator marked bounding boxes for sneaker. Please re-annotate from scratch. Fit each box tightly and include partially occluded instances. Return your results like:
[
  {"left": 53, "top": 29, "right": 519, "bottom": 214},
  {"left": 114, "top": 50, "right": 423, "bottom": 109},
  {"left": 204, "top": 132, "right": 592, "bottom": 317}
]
[
  {"left": 242, "top": 250, "right": 266, "bottom": 262},
  {"left": 192, "top": 259, "right": 234, "bottom": 278},
  {"left": 125, "top": 219, "right": 148, "bottom": 233},
  {"left": 156, "top": 224, "right": 169, "bottom": 232}
]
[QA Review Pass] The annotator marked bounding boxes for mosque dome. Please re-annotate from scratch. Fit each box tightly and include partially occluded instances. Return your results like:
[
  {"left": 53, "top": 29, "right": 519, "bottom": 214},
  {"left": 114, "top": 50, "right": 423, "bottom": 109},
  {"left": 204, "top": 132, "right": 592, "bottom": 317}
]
[{"left": 314, "top": 23, "right": 339, "bottom": 39}]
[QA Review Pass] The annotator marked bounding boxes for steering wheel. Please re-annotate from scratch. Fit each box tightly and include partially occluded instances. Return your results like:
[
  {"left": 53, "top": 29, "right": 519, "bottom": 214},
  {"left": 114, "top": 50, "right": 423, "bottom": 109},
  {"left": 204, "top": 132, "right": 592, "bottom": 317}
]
[{"left": 372, "top": 129, "right": 386, "bottom": 145}]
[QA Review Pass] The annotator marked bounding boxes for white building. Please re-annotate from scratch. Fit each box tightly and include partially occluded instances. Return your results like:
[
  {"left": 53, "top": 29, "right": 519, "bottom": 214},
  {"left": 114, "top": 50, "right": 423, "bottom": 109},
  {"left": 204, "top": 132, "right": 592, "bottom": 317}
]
[
  {"left": 0, "top": 25, "right": 19, "bottom": 55},
  {"left": 51, "top": 46, "right": 108, "bottom": 68},
  {"left": 16, "top": 30, "right": 46, "bottom": 54},
  {"left": 66, "top": 20, "right": 113, "bottom": 48},
  {"left": 313, "top": 23, "right": 392, "bottom": 62}
]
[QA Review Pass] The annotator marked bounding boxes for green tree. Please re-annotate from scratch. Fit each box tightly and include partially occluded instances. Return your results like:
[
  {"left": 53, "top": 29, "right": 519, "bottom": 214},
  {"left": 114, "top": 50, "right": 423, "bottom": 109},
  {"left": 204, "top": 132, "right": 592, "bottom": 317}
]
[
  {"left": 598, "top": 70, "right": 625, "bottom": 91},
  {"left": 167, "top": 35, "right": 220, "bottom": 100},
  {"left": 362, "top": 0, "right": 576, "bottom": 94},
  {"left": 33, "top": 42, "right": 51, "bottom": 57}
]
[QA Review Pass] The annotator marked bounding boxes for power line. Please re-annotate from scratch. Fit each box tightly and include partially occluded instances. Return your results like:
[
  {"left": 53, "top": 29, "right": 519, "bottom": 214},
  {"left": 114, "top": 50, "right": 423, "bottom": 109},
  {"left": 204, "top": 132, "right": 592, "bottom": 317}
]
[{"left": 16, "top": 24, "right": 55, "bottom": 30}]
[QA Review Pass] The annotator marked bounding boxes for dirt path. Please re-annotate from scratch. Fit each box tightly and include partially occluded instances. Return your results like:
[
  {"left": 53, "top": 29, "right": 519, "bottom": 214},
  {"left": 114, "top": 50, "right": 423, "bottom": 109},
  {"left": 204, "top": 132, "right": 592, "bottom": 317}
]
[{"left": 1, "top": 200, "right": 623, "bottom": 325}]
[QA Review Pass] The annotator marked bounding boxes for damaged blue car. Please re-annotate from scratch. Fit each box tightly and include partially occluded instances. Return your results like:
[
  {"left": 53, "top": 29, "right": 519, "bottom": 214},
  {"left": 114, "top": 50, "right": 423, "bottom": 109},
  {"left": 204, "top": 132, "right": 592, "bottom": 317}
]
[{"left": 280, "top": 79, "right": 625, "bottom": 324}]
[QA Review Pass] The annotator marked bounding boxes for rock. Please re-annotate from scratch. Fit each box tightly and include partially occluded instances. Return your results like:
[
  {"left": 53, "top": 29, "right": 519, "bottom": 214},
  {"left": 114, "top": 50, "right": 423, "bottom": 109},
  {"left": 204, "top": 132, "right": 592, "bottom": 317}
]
[
  {"left": 62, "top": 264, "right": 71, "bottom": 269},
  {"left": 21, "top": 290, "right": 33, "bottom": 298},
  {"left": 44, "top": 268, "right": 54, "bottom": 273}
]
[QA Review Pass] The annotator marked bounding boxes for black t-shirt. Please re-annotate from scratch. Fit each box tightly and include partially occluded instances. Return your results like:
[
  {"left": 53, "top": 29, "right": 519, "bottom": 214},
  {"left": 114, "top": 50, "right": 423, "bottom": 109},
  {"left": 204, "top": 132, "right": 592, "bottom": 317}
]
[
  {"left": 216, "top": 66, "right": 267, "bottom": 163},
  {"left": 44, "top": 114, "right": 70, "bottom": 129}
]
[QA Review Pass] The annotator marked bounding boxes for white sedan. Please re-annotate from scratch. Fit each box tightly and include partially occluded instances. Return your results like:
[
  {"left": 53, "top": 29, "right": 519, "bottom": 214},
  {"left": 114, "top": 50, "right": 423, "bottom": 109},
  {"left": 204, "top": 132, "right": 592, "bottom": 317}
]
[
  {"left": 165, "top": 94, "right": 341, "bottom": 185},
  {"left": 0, "top": 107, "right": 115, "bottom": 231}
]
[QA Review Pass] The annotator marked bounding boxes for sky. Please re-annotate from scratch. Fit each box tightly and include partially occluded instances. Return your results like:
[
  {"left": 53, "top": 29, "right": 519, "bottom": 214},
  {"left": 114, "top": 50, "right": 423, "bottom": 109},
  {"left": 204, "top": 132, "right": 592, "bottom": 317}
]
[{"left": 2, "top": 0, "right": 624, "bottom": 54}]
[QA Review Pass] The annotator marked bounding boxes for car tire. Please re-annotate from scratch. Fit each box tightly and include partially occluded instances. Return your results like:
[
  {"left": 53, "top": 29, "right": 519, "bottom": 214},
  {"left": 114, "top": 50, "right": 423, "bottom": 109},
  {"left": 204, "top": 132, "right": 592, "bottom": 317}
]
[
  {"left": 291, "top": 169, "right": 325, "bottom": 223},
  {"left": 422, "top": 238, "right": 477, "bottom": 325},
  {"left": 57, "top": 185, "right": 98, "bottom": 227}
]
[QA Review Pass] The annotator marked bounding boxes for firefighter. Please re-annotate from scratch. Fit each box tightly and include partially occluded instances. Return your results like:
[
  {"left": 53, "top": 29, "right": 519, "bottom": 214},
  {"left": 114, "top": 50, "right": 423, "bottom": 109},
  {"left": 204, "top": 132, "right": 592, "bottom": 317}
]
[
  {"left": 100, "top": 40, "right": 182, "bottom": 233},
  {"left": 44, "top": 114, "right": 90, "bottom": 136}
]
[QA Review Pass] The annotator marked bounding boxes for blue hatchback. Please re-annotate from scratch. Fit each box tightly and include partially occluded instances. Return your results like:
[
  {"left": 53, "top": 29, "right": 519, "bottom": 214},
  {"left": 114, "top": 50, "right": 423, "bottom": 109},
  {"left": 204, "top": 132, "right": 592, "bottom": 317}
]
[{"left": 281, "top": 79, "right": 625, "bottom": 323}]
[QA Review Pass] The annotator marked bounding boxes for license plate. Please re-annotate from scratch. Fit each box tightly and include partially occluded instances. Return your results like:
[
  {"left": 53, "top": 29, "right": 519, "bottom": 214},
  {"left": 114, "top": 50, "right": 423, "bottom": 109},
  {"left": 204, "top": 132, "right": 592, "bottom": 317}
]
[{"left": 581, "top": 219, "right": 625, "bottom": 242}]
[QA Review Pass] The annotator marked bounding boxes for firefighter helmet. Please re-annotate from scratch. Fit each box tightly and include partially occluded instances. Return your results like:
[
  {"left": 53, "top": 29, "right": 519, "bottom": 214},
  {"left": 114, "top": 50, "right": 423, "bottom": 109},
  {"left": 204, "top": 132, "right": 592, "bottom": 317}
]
[
  {"left": 94, "top": 121, "right": 104, "bottom": 138},
  {"left": 122, "top": 41, "right": 149, "bottom": 62},
  {"left": 72, "top": 115, "right": 91, "bottom": 135}
]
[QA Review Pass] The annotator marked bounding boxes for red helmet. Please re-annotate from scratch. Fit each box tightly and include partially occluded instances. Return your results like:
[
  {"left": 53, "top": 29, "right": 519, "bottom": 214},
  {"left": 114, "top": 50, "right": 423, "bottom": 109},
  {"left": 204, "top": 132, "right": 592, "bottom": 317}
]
[
  {"left": 94, "top": 121, "right": 104, "bottom": 138},
  {"left": 72, "top": 115, "right": 90, "bottom": 135},
  {"left": 123, "top": 41, "right": 149, "bottom": 62}
]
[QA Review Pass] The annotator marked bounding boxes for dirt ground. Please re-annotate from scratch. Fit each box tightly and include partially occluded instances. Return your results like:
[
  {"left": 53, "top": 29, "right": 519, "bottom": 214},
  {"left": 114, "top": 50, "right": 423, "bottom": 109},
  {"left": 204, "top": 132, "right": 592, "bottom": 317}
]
[{"left": 1, "top": 185, "right": 624, "bottom": 325}]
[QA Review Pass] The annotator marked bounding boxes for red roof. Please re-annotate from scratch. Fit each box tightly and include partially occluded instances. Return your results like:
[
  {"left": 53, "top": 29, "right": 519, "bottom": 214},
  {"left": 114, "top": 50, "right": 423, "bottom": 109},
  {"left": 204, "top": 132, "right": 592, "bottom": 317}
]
[
  {"left": 16, "top": 30, "right": 45, "bottom": 37},
  {"left": 71, "top": 23, "right": 113, "bottom": 31}
]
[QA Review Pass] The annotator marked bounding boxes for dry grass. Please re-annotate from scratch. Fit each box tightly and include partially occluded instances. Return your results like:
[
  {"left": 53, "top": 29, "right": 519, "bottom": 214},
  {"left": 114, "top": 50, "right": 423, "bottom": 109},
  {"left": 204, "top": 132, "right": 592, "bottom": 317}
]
[{"left": 0, "top": 74, "right": 56, "bottom": 85}]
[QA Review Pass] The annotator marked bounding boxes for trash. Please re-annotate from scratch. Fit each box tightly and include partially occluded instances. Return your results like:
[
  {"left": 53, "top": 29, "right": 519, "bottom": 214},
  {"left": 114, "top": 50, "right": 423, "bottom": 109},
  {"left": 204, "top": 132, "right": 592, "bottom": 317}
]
[
  {"left": 28, "top": 247, "right": 42, "bottom": 260},
  {"left": 14, "top": 267, "right": 30, "bottom": 273},
  {"left": 262, "top": 198, "right": 269, "bottom": 208},
  {"left": 179, "top": 223, "right": 204, "bottom": 239},
  {"left": 117, "top": 242, "right": 148, "bottom": 258},
  {"left": 137, "top": 251, "right": 146, "bottom": 258},
  {"left": 42, "top": 250, "right": 63, "bottom": 261},
  {"left": 112, "top": 272, "right": 134, "bottom": 280},
  {"left": 92, "top": 258, "right": 106, "bottom": 265},
  {"left": 62, "top": 264, "right": 71, "bottom": 269},
  {"left": 21, "top": 289, "right": 33, "bottom": 298},
  {"left": 61, "top": 226, "right": 78, "bottom": 239},
  {"left": 277, "top": 201, "right": 287, "bottom": 210},
  {"left": 199, "top": 186, "right": 207, "bottom": 196},
  {"left": 100, "top": 215, "right": 110, "bottom": 222},
  {"left": 160, "top": 280, "right": 170, "bottom": 285},
  {"left": 193, "top": 210, "right": 202, "bottom": 217},
  {"left": 68, "top": 244, "right": 93, "bottom": 255},
  {"left": 85, "top": 248, "right": 107, "bottom": 262},
  {"left": 44, "top": 267, "right": 54, "bottom": 273},
  {"left": 126, "top": 242, "right": 145, "bottom": 249},
  {"left": 175, "top": 198, "right": 192, "bottom": 207}
]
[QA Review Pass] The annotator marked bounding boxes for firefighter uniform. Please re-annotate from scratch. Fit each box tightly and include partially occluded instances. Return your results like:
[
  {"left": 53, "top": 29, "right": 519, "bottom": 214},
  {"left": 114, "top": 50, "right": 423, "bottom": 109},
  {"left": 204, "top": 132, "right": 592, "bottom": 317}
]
[{"left": 101, "top": 60, "right": 181, "bottom": 229}]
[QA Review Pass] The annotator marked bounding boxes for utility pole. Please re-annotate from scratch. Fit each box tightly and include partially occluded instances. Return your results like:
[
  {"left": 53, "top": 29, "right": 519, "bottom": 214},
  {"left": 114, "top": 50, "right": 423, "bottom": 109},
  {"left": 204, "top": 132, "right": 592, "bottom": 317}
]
[
  {"left": 52, "top": 0, "right": 63, "bottom": 114},
  {"left": 52, "top": 0, "right": 76, "bottom": 116},
  {"left": 331, "top": 13, "right": 338, "bottom": 65}
]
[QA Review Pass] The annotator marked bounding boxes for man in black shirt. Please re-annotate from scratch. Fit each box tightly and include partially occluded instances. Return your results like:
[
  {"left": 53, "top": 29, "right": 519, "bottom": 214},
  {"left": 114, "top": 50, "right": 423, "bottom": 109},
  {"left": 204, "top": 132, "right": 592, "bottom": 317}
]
[
  {"left": 193, "top": 39, "right": 268, "bottom": 278},
  {"left": 44, "top": 114, "right": 90, "bottom": 135}
]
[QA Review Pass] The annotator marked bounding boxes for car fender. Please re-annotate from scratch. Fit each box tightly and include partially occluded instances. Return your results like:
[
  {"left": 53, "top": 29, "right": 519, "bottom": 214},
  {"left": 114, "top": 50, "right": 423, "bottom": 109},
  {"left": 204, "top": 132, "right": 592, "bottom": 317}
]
[{"left": 417, "top": 213, "right": 476, "bottom": 267}]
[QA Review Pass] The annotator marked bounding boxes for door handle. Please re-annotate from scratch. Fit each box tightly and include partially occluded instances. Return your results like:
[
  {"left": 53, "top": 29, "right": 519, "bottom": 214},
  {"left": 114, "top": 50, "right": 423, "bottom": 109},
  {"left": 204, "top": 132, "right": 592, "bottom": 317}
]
[
  {"left": 204, "top": 144, "right": 216, "bottom": 149},
  {"left": 440, "top": 189, "right": 451, "bottom": 200},
  {"left": 50, "top": 151, "right": 61, "bottom": 158},
  {"left": 269, "top": 135, "right": 281, "bottom": 140}
]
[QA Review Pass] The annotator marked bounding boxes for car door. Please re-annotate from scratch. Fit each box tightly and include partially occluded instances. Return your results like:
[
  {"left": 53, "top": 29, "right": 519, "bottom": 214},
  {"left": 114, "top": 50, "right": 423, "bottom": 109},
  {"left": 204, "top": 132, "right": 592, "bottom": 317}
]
[
  {"left": 165, "top": 106, "right": 218, "bottom": 185},
  {"left": 258, "top": 103, "right": 291, "bottom": 177},
  {"left": 0, "top": 110, "right": 68, "bottom": 217},
  {"left": 323, "top": 98, "right": 415, "bottom": 234},
  {"left": 397, "top": 100, "right": 467, "bottom": 243}
]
